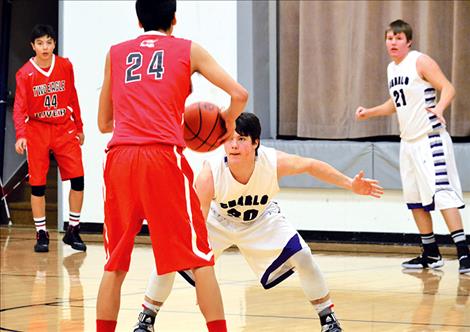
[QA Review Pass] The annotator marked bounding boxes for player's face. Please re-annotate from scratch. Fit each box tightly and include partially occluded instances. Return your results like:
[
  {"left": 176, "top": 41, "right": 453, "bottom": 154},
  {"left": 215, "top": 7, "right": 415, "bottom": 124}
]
[
  {"left": 31, "top": 35, "right": 56, "bottom": 62},
  {"left": 224, "top": 132, "right": 258, "bottom": 164},
  {"left": 385, "top": 31, "right": 411, "bottom": 62}
]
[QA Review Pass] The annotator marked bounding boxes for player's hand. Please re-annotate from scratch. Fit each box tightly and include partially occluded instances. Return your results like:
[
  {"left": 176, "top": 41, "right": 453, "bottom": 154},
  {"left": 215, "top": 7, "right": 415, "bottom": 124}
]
[
  {"left": 426, "top": 107, "right": 446, "bottom": 125},
  {"left": 355, "top": 106, "right": 369, "bottom": 121},
  {"left": 351, "top": 170, "right": 384, "bottom": 198},
  {"left": 77, "top": 133, "right": 85, "bottom": 145},
  {"left": 217, "top": 108, "right": 236, "bottom": 145},
  {"left": 15, "top": 138, "right": 27, "bottom": 155}
]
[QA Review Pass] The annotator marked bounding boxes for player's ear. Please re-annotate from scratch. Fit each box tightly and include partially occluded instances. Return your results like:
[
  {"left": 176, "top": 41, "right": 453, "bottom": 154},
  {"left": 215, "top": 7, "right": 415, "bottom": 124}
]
[
  {"left": 407, "top": 40, "right": 412, "bottom": 48},
  {"left": 172, "top": 15, "right": 177, "bottom": 26},
  {"left": 138, "top": 21, "right": 143, "bottom": 29}
]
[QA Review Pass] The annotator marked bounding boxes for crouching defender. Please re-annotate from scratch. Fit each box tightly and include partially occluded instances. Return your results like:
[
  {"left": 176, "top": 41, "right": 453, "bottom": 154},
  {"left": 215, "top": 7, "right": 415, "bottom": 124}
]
[{"left": 134, "top": 112, "right": 384, "bottom": 332}]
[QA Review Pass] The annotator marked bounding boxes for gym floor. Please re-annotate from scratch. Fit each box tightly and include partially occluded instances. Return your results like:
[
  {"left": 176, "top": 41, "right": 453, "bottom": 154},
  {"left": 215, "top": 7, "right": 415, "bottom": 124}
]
[{"left": 1, "top": 227, "right": 469, "bottom": 331}]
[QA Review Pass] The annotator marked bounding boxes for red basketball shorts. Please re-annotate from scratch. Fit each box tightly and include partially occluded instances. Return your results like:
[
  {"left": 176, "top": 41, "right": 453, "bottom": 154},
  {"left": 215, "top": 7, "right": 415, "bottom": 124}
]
[
  {"left": 102, "top": 144, "right": 214, "bottom": 274},
  {"left": 26, "top": 119, "right": 84, "bottom": 186}
]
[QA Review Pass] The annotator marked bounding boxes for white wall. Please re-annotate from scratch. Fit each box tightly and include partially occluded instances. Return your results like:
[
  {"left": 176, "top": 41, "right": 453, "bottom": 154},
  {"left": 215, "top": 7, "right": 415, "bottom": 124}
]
[
  {"left": 60, "top": 0, "right": 237, "bottom": 224},
  {"left": 59, "top": 1, "right": 469, "bottom": 235},
  {"left": 277, "top": 189, "right": 469, "bottom": 234}
]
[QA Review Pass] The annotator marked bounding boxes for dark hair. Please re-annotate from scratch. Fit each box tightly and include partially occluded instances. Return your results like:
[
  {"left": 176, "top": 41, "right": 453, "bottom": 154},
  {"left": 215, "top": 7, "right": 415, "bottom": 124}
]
[
  {"left": 135, "top": 0, "right": 176, "bottom": 32},
  {"left": 30, "top": 24, "right": 57, "bottom": 44},
  {"left": 235, "top": 112, "right": 261, "bottom": 152},
  {"left": 385, "top": 19, "right": 412, "bottom": 42}
]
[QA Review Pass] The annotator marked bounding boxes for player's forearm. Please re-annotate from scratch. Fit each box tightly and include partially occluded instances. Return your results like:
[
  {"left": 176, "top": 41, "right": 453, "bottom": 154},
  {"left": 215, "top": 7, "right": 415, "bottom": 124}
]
[
  {"left": 369, "top": 99, "right": 396, "bottom": 117},
  {"left": 98, "top": 119, "right": 113, "bottom": 133},
  {"left": 13, "top": 104, "right": 27, "bottom": 139},
  {"left": 225, "top": 88, "right": 248, "bottom": 121},
  {"left": 434, "top": 82, "right": 455, "bottom": 114},
  {"left": 308, "top": 160, "right": 352, "bottom": 191}
]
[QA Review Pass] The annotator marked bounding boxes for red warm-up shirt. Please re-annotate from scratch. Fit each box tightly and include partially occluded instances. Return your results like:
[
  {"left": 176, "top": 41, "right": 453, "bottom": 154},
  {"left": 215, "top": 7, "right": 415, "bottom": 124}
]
[
  {"left": 13, "top": 54, "right": 83, "bottom": 140},
  {"left": 107, "top": 31, "right": 191, "bottom": 148}
]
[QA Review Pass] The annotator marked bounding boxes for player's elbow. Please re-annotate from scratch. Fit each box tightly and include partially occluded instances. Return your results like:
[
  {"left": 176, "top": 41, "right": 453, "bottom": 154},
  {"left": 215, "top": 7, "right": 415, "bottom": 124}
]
[
  {"left": 231, "top": 86, "right": 249, "bottom": 104},
  {"left": 447, "top": 83, "right": 456, "bottom": 101},
  {"left": 98, "top": 120, "right": 113, "bottom": 133}
]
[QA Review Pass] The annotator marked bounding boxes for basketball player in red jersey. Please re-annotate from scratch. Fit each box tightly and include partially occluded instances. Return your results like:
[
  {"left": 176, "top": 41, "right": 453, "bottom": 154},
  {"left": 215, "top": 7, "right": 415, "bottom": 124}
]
[
  {"left": 13, "top": 24, "right": 87, "bottom": 253},
  {"left": 95, "top": 1, "right": 248, "bottom": 331}
]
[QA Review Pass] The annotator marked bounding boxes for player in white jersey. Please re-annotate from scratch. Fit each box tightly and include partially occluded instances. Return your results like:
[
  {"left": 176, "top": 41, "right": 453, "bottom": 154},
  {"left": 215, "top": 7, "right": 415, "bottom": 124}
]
[
  {"left": 355, "top": 19, "right": 469, "bottom": 274},
  {"left": 133, "top": 112, "right": 383, "bottom": 332}
]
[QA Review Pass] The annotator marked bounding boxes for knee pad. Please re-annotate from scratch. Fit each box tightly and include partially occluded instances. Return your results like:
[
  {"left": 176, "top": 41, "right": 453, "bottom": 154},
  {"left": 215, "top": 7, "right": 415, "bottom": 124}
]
[
  {"left": 70, "top": 176, "right": 84, "bottom": 191},
  {"left": 145, "top": 269, "right": 176, "bottom": 303},
  {"left": 290, "top": 247, "right": 329, "bottom": 301},
  {"left": 31, "top": 185, "right": 46, "bottom": 197}
]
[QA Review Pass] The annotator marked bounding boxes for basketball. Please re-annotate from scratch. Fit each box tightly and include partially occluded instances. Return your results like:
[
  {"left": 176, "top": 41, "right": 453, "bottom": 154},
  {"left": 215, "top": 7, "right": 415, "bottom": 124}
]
[{"left": 184, "top": 101, "right": 226, "bottom": 152}]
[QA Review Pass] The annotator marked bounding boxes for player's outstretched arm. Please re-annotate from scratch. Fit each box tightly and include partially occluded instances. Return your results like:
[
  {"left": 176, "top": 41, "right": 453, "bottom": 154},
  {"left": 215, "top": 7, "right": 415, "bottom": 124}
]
[
  {"left": 98, "top": 52, "right": 113, "bottom": 133},
  {"left": 190, "top": 42, "right": 248, "bottom": 142},
  {"left": 355, "top": 98, "right": 396, "bottom": 121},
  {"left": 194, "top": 161, "right": 215, "bottom": 220},
  {"left": 276, "top": 150, "right": 383, "bottom": 198},
  {"left": 417, "top": 54, "right": 455, "bottom": 125}
]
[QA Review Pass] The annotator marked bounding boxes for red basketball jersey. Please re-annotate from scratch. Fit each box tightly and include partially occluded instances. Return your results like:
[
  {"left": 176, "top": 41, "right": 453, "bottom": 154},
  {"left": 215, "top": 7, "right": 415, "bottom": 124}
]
[
  {"left": 107, "top": 31, "right": 192, "bottom": 148},
  {"left": 13, "top": 55, "right": 83, "bottom": 139}
]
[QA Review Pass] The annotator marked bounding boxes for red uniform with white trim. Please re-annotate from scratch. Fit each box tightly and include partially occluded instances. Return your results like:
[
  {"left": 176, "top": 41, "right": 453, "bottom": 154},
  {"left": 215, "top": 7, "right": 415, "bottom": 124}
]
[
  {"left": 103, "top": 31, "right": 214, "bottom": 274},
  {"left": 13, "top": 54, "right": 84, "bottom": 185}
]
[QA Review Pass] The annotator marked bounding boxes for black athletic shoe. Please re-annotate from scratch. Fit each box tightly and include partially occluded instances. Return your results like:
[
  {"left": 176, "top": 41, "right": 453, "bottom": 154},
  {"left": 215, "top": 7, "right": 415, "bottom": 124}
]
[
  {"left": 320, "top": 312, "right": 342, "bottom": 332},
  {"left": 62, "top": 225, "right": 87, "bottom": 251},
  {"left": 133, "top": 309, "right": 156, "bottom": 332},
  {"left": 459, "top": 255, "right": 470, "bottom": 274},
  {"left": 34, "top": 230, "right": 49, "bottom": 253},
  {"left": 402, "top": 255, "right": 444, "bottom": 269}
]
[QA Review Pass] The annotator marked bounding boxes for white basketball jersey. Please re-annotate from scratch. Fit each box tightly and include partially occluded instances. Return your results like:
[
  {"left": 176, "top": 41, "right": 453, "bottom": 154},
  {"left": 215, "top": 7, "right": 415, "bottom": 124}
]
[
  {"left": 209, "top": 145, "right": 280, "bottom": 223},
  {"left": 387, "top": 50, "right": 443, "bottom": 141}
]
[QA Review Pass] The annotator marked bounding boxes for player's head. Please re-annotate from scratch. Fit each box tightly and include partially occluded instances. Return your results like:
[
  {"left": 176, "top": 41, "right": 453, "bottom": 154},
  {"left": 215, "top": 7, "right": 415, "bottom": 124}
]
[
  {"left": 30, "top": 24, "right": 56, "bottom": 60},
  {"left": 30, "top": 24, "right": 57, "bottom": 44},
  {"left": 385, "top": 20, "right": 412, "bottom": 60},
  {"left": 236, "top": 112, "right": 261, "bottom": 152},
  {"left": 385, "top": 20, "right": 412, "bottom": 42},
  {"left": 136, "top": 0, "right": 176, "bottom": 32}
]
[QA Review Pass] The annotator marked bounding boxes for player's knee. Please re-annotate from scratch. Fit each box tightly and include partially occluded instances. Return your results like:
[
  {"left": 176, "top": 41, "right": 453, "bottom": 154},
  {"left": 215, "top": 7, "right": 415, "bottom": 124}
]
[
  {"left": 70, "top": 176, "right": 84, "bottom": 191},
  {"left": 291, "top": 247, "right": 314, "bottom": 265},
  {"left": 31, "top": 185, "right": 46, "bottom": 197}
]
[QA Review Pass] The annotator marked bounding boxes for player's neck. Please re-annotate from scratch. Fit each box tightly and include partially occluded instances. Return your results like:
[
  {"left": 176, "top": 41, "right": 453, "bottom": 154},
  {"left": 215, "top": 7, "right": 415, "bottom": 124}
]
[
  {"left": 229, "top": 161, "right": 255, "bottom": 185},
  {"left": 33, "top": 55, "right": 53, "bottom": 68},
  {"left": 392, "top": 50, "right": 410, "bottom": 65}
]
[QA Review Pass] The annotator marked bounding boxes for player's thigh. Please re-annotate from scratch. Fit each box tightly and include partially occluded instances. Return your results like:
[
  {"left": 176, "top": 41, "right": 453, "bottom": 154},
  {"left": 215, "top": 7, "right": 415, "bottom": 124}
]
[
  {"left": 400, "top": 140, "right": 421, "bottom": 203},
  {"left": 141, "top": 145, "right": 214, "bottom": 274},
  {"left": 26, "top": 122, "right": 51, "bottom": 186},
  {"left": 237, "top": 204, "right": 308, "bottom": 273},
  {"left": 206, "top": 214, "right": 237, "bottom": 258},
  {"left": 103, "top": 147, "right": 144, "bottom": 270},
  {"left": 51, "top": 122, "right": 84, "bottom": 180}
]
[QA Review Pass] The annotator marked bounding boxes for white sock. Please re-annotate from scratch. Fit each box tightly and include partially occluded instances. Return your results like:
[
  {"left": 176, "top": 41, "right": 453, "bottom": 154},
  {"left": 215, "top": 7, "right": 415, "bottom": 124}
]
[
  {"left": 69, "top": 212, "right": 80, "bottom": 227},
  {"left": 34, "top": 217, "right": 46, "bottom": 232},
  {"left": 315, "top": 299, "right": 334, "bottom": 315},
  {"left": 143, "top": 300, "right": 160, "bottom": 315}
]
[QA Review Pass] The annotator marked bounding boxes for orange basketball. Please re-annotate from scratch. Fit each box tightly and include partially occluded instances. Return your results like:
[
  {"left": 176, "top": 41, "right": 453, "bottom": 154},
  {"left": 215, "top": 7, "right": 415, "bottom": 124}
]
[{"left": 184, "top": 101, "right": 226, "bottom": 152}]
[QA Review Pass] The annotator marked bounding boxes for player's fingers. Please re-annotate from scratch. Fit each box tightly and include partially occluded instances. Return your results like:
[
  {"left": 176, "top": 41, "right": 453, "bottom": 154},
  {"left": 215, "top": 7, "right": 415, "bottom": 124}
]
[
  {"left": 356, "top": 170, "right": 365, "bottom": 179},
  {"left": 372, "top": 183, "right": 384, "bottom": 190},
  {"left": 372, "top": 188, "right": 384, "bottom": 196},
  {"left": 426, "top": 108, "right": 446, "bottom": 125},
  {"left": 216, "top": 131, "right": 231, "bottom": 145}
]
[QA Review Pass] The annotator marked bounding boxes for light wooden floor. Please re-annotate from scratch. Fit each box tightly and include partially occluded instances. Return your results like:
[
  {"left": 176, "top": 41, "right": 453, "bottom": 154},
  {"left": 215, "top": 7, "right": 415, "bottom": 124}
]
[{"left": 1, "top": 227, "right": 469, "bottom": 332}]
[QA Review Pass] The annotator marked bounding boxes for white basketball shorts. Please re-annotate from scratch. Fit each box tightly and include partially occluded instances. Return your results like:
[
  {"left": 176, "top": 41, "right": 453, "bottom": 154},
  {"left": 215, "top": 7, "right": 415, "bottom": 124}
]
[
  {"left": 400, "top": 129, "right": 465, "bottom": 211},
  {"left": 207, "top": 201, "right": 309, "bottom": 289}
]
